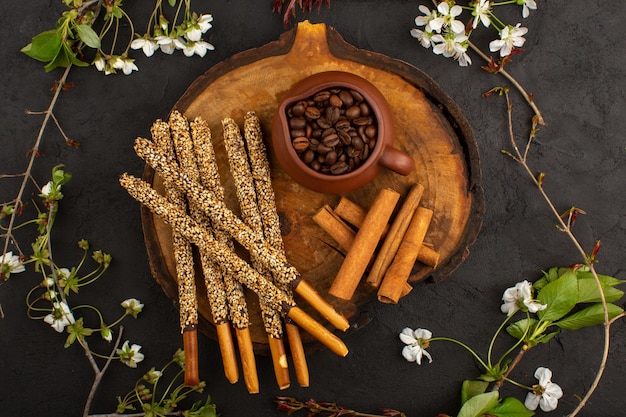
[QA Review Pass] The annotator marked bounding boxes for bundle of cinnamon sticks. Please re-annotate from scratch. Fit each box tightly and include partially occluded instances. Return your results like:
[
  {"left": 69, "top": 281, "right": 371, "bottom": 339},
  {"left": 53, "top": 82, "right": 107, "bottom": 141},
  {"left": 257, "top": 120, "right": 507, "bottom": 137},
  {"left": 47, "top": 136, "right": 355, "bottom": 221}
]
[
  {"left": 314, "top": 184, "right": 439, "bottom": 304},
  {"left": 120, "top": 110, "right": 349, "bottom": 393}
]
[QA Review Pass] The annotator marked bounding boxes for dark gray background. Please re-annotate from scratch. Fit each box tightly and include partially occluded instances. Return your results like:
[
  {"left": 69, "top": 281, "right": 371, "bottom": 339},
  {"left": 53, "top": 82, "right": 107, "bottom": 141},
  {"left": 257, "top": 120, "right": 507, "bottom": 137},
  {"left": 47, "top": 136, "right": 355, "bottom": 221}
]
[{"left": 1, "top": 1, "right": 625, "bottom": 416}]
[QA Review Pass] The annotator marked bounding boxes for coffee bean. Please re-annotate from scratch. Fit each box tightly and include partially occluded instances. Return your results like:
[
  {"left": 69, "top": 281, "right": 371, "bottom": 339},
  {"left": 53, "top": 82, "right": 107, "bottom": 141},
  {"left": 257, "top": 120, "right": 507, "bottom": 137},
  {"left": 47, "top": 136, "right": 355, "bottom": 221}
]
[
  {"left": 289, "top": 116, "right": 306, "bottom": 130},
  {"left": 285, "top": 86, "right": 379, "bottom": 175},
  {"left": 313, "top": 91, "right": 331, "bottom": 102},
  {"left": 292, "top": 136, "right": 310, "bottom": 151},
  {"left": 326, "top": 106, "right": 341, "bottom": 125},
  {"left": 351, "top": 136, "right": 364, "bottom": 151},
  {"left": 338, "top": 130, "right": 352, "bottom": 145},
  {"left": 325, "top": 150, "right": 338, "bottom": 165},
  {"left": 329, "top": 94, "right": 343, "bottom": 107},
  {"left": 365, "top": 125, "right": 377, "bottom": 138},
  {"left": 330, "top": 161, "right": 350, "bottom": 175},
  {"left": 345, "top": 105, "right": 361, "bottom": 120},
  {"left": 302, "top": 149, "right": 315, "bottom": 164},
  {"left": 350, "top": 89, "right": 364, "bottom": 102},
  {"left": 305, "top": 106, "right": 321, "bottom": 119},
  {"left": 338, "top": 90, "right": 354, "bottom": 107},
  {"left": 322, "top": 133, "right": 340, "bottom": 148},
  {"left": 291, "top": 129, "right": 306, "bottom": 138}
]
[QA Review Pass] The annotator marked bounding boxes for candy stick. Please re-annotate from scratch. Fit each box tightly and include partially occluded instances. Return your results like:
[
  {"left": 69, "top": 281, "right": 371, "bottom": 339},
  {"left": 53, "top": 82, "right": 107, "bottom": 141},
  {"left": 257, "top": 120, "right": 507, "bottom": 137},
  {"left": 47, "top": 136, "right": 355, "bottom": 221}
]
[
  {"left": 150, "top": 119, "right": 199, "bottom": 386},
  {"left": 188, "top": 116, "right": 253, "bottom": 390},
  {"left": 243, "top": 111, "right": 310, "bottom": 387},
  {"left": 132, "top": 137, "right": 349, "bottom": 332},
  {"left": 119, "top": 173, "right": 349, "bottom": 357},
  {"left": 223, "top": 117, "right": 289, "bottom": 390}
]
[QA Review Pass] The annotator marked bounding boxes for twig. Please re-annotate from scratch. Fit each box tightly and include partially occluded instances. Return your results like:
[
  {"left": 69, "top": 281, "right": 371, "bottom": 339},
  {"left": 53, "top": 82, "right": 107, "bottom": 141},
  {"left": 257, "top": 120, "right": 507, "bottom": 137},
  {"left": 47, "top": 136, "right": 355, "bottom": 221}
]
[
  {"left": 468, "top": 40, "right": 545, "bottom": 125},
  {"left": 83, "top": 326, "right": 124, "bottom": 417},
  {"left": 1, "top": 64, "right": 73, "bottom": 258},
  {"left": 502, "top": 91, "right": 615, "bottom": 417}
]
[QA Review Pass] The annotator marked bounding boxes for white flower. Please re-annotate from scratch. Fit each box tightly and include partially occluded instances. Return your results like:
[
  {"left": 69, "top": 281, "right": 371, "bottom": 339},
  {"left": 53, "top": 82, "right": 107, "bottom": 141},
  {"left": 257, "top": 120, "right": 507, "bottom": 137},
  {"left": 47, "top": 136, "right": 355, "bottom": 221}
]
[
  {"left": 472, "top": 0, "right": 492, "bottom": 28},
  {"left": 131, "top": 36, "right": 159, "bottom": 57},
  {"left": 432, "top": 32, "right": 469, "bottom": 60},
  {"left": 41, "top": 181, "right": 53, "bottom": 196},
  {"left": 113, "top": 57, "right": 138, "bottom": 75},
  {"left": 197, "top": 14, "right": 213, "bottom": 33},
  {"left": 500, "top": 280, "right": 547, "bottom": 316},
  {"left": 525, "top": 367, "right": 563, "bottom": 412},
  {"left": 0, "top": 251, "right": 25, "bottom": 277},
  {"left": 94, "top": 56, "right": 106, "bottom": 72},
  {"left": 430, "top": 2, "right": 465, "bottom": 34},
  {"left": 155, "top": 35, "right": 183, "bottom": 54},
  {"left": 43, "top": 301, "right": 75, "bottom": 333},
  {"left": 186, "top": 14, "right": 213, "bottom": 42},
  {"left": 101, "top": 327, "right": 113, "bottom": 342},
  {"left": 489, "top": 23, "right": 528, "bottom": 57},
  {"left": 117, "top": 341, "right": 145, "bottom": 368},
  {"left": 410, "top": 28, "right": 435, "bottom": 48},
  {"left": 181, "top": 40, "right": 215, "bottom": 57},
  {"left": 414, "top": 5, "right": 439, "bottom": 32},
  {"left": 400, "top": 327, "right": 433, "bottom": 365},
  {"left": 520, "top": 0, "right": 537, "bottom": 18},
  {"left": 121, "top": 298, "right": 144, "bottom": 318}
]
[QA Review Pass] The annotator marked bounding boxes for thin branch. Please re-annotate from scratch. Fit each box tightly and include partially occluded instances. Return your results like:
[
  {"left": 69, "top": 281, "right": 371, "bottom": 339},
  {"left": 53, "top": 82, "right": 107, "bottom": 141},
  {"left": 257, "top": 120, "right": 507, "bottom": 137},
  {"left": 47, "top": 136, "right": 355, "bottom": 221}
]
[
  {"left": 1, "top": 64, "right": 73, "bottom": 258},
  {"left": 503, "top": 91, "right": 616, "bottom": 417},
  {"left": 469, "top": 40, "right": 545, "bottom": 125},
  {"left": 83, "top": 326, "right": 124, "bottom": 417}
]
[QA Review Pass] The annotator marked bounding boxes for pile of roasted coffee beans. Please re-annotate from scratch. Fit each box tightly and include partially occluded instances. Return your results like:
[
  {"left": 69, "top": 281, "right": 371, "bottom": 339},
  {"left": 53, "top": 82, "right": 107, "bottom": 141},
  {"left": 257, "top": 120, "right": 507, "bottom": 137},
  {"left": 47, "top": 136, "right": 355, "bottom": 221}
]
[{"left": 285, "top": 88, "right": 378, "bottom": 175}]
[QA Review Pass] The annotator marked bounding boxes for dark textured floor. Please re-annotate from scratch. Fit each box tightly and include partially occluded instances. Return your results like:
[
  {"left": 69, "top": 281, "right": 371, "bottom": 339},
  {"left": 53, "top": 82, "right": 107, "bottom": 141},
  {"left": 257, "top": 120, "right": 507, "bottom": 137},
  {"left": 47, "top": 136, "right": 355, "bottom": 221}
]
[{"left": 1, "top": 1, "right": 625, "bottom": 416}]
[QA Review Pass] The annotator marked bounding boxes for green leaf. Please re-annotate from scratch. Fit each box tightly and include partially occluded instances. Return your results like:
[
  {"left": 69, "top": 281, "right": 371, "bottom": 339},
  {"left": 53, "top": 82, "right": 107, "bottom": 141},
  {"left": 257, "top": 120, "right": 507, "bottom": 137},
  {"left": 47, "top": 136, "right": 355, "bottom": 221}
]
[
  {"left": 63, "top": 42, "right": 89, "bottom": 67},
  {"left": 43, "top": 45, "right": 70, "bottom": 72},
  {"left": 21, "top": 30, "right": 63, "bottom": 62},
  {"left": 506, "top": 318, "right": 538, "bottom": 340},
  {"left": 536, "top": 269, "right": 578, "bottom": 322},
  {"left": 75, "top": 24, "right": 101, "bottom": 48},
  {"left": 168, "top": 0, "right": 176, "bottom": 6},
  {"left": 533, "top": 330, "right": 559, "bottom": 345},
  {"left": 577, "top": 272, "right": 625, "bottom": 303},
  {"left": 461, "top": 380, "right": 489, "bottom": 404},
  {"left": 554, "top": 303, "right": 624, "bottom": 330},
  {"left": 487, "top": 397, "right": 534, "bottom": 417},
  {"left": 457, "top": 391, "right": 499, "bottom": 417}
]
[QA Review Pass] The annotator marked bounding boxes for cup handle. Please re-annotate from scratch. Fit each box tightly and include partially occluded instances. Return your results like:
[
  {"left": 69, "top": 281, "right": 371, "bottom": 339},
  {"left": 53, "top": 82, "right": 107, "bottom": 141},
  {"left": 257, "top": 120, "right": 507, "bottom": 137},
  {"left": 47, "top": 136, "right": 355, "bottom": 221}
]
[{"left": 379, "top": 145, "right": 415, "bottom": 176}]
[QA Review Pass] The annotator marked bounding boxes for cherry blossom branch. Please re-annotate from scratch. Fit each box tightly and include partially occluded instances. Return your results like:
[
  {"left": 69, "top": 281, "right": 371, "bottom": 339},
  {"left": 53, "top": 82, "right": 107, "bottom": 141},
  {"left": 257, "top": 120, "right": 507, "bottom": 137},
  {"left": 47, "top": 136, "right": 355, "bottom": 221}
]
[
  {"left": 501, "top": 90, "right": 617, "bottom": 417},
  {"left": 1, "top": 64, "right": 73, "bottom": 260},
  {"left": 468, "top": 40, "right": 545, "bottom": 125},
  {"left": 83, "top": 326, "right": 124, "bottom": 417}
]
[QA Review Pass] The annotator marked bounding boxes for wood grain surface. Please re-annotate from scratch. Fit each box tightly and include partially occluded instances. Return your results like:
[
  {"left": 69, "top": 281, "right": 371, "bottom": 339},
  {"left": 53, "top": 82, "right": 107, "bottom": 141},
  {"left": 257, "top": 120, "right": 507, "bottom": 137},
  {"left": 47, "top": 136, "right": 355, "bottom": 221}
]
[{"left": 140, "top": 21, "right": 484, "bottom": 351}]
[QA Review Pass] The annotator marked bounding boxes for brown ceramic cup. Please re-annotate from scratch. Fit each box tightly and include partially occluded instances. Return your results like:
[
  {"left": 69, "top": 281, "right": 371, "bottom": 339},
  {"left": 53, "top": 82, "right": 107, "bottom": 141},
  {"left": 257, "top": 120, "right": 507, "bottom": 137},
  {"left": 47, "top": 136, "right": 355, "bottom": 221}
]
[{"left": 271, "top": 71, "right": 415, "bottom": 194}]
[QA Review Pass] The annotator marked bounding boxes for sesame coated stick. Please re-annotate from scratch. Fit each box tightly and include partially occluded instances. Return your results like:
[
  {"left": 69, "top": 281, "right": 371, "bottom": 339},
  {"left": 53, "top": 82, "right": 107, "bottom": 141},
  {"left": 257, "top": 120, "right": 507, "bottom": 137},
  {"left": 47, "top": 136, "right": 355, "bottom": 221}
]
[
  {"left": 243, "top": 111, "right": 309, "bottom": 387},
  {"left": 188, "top": 115, "right": 253, "bottom": 390},
  {"left": 223, "top": 117, "right": 290, "bottom": 390},
  {"left": 168, "top": 111, "right": 241, "bottom": 386},
  {"left": 149, "top": 119, "right": 199, "bottom": 386},
  {"left": 132, "top": 136, "right": 350, "bottom": 332},
  {"left": 119, "top": 173, "right": 348, "bottom": 357}
]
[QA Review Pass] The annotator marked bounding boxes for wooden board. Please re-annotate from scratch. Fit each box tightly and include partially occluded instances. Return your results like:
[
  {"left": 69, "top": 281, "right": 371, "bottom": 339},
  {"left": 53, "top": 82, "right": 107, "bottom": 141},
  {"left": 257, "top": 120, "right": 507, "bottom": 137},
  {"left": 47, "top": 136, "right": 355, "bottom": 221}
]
[{"left": 140, "top": 21, "right": 484, "bottom": 351}]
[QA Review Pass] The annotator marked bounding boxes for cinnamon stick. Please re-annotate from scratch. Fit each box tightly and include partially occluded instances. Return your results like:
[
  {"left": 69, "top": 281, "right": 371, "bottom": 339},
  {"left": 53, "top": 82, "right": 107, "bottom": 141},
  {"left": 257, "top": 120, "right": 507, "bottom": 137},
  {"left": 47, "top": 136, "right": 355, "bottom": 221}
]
[
  {"left": 377, "top": 207, "right": 434, "bottom": 304},
  {"left": 331, "top": 194, "right": 439, "bottom": 270},
  {"left": 367, "top": 183, "right": 425, "bottom": 288},
  {"left": 312, "top": 205, "right": 355, "bottom": 252},
  {"left": 328, "top": 188, "right": 400, "bottom": 300}
]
